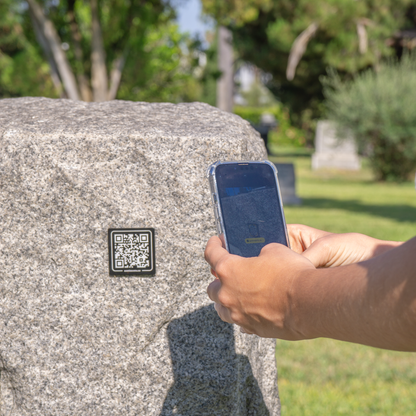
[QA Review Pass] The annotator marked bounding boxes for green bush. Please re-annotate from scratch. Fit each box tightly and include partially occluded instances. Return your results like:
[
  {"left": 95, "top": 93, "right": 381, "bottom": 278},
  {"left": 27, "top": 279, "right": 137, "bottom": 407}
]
[
  {"left": 323, "top": 54, "right": 416, "bottom": 181},
  {"left": 234, "top": 105, "right": 306, "bottom": 148}
]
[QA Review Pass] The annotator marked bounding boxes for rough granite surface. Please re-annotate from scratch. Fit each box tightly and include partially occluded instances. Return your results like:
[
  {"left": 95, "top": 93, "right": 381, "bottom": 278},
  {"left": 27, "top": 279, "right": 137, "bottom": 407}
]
[{"left": 0, "top": 97, "right": 280, "bottom": 415}]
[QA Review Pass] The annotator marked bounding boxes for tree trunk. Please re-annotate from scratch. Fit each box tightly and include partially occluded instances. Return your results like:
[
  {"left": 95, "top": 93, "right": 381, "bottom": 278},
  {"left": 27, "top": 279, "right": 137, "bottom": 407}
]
[
  {"left": 27, "top": 0, "right": 80, "bottom": 100},
  {"left": 91, "top": 0, "right": 108, "bottom": 102},
  {"left": 216, "top": 26, "right": 234, "bottom": 112},
  {"left": 67, "top": 0, "right": 92, "bottom": 101},
  {"left": 29, "top": 6, "right": 65, "bottom": 98},
  {"left": 356, "top": 22, "right": 368, "bottom": 54},
  {"left": 286, "top": 22, "right": 318, "bottom": 81},
  {"left": 108, "top": 49, "right": 128, "bottom": 100}
]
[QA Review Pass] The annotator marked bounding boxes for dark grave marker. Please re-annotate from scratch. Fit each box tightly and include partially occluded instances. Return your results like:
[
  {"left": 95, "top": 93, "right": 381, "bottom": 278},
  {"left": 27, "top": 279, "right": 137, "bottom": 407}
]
[{"left": 274, "top": 163, "right": 301, "bottom": 206}]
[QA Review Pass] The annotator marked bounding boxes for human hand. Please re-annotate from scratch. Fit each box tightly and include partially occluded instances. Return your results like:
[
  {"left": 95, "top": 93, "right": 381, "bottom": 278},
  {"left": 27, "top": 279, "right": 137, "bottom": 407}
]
[
  {"left": 205, "top": 235, "right": 316, "bottom": 338},
  {"left": 288, "top": 224, "right": 402, "bottom": 268}
]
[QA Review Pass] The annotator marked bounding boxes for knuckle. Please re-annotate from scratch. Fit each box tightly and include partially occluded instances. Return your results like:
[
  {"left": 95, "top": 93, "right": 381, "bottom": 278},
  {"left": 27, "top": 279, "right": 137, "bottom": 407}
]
[
  {"left": 319, "top": 236, "right": 334, "bottom": 251},
  {"left": 215, "top": 256, "right": 233, "bottom": 277},
  {"left": 229, "top": 310, "right": 242, "bottom": 325},
  {"left": 260, "top": 242, "right": 279, "bottom": 256},
  {"left": 217, "top": 290, "right": 232, "bottom": 309},
  {"left": 288, "top": 223, "right": 301, "bottom": 232},
  {"left": 207, "top": 279, "right": 219, "bottom": 300},
  {"left": 259, "top": 245, "right": 271, "bottom": 256},
  {"left": 204, "top": 238, "right": 215, "bottom": 261}
]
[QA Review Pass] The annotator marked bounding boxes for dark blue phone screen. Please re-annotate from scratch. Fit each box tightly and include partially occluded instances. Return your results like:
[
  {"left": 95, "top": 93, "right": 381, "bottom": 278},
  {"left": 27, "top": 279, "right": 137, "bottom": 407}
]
[{"left": 216, "top": 163, "right": 287, "bottom": 257}]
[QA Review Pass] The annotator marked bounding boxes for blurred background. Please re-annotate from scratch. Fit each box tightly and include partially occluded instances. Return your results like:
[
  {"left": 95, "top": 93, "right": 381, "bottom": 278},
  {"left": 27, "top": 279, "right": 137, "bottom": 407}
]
[{"left": 1, "top": 0, "right": 416, "bottom": 414}]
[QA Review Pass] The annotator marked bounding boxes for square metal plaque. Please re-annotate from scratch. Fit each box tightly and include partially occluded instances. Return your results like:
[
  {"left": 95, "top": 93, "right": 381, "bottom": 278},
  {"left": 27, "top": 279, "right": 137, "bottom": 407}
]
[{"left": 108, "top": 228, "right": 155, "bottom": 276}]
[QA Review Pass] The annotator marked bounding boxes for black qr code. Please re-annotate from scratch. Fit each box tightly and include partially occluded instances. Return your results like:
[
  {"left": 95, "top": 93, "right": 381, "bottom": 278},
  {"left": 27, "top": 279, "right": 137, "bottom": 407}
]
[
  {"left": 114, "top": 233, "right": 150, "bottom": 269},
  {"left": 108, "top": 229, "right": 155, "bottom": 276}
]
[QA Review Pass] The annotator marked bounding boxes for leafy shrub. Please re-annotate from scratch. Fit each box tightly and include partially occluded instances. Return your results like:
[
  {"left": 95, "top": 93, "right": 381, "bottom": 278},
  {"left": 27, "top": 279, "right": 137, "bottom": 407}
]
[
  {"left": 234, "top": 105, "right": 306, "bottom": 148},
  {"left": 323, "top": 54, "right": 416, "bottom": 181}
]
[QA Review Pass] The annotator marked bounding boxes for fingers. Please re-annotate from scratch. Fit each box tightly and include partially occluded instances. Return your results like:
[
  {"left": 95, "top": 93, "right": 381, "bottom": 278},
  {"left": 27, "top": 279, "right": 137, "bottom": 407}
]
[
  {"left": 215, "top": 302, "right": 254, "bottom": 332},
  {"left": 259, "top": 241, "right": 310, "bottom": 267},
  {"left": 287, "top": 224, "right": 306, "bottom": 253},
  {"left": 208, "top": 278, "right": 234, "bottom": 324},
  {"left": 301, "top": 234, "right": 352, "bottom": 268},
  {"left": 301, "top": 233, "right": 371, "bottom": 268},
  {"left": 206, "top": 236, "right": 239, "bottom": 325},
  {"left": 214, "top": 304, "right": 255, "bottom": 333},
  {"left": 240, "top": 326, "right": 254, "bottom": 334},
  {"left": 287, "top": 224, "right": 331, "bottom": 254},
  {"left": 207, "top": 278, "right": 221, "bottom": 303},
  {"left": 301, "top": 242, "right": 330, "bottom": 268},
  {"left": 214, "top": 302, "right": 234, "bottom": 324},
  {"left": 204, "top": 235, "right": 230, "bottom": 273}
]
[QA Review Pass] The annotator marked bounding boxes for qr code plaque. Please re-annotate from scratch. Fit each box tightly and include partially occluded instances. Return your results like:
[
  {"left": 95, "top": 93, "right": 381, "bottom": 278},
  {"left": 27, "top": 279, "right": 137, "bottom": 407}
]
[{"left": 108, "top": 229, "right": 155, "bottom": 276}]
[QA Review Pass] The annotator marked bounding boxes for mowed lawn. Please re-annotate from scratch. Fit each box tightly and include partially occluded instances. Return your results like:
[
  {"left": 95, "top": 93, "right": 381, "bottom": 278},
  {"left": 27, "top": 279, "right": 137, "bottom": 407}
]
[{"left": 269, "top": 149, "right": 416, "bottom": 415}]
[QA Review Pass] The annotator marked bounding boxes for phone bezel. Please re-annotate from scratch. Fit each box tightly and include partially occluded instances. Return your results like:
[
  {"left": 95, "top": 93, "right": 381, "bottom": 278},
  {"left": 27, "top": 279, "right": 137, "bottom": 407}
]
[{"left": 207, "top": 160, "right": 291, "bottom": 254}]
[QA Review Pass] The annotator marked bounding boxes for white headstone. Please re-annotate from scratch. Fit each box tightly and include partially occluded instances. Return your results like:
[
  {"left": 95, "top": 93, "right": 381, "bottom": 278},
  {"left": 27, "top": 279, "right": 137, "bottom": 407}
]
[{"left": 312, "top": 120, "right": 361, "bottom": 170}]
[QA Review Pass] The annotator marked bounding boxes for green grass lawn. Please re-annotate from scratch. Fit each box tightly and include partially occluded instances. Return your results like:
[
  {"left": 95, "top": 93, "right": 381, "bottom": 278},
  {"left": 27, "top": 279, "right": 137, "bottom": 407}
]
[{"left": 268, "top": 147, "right": 416, "bottom": 415}]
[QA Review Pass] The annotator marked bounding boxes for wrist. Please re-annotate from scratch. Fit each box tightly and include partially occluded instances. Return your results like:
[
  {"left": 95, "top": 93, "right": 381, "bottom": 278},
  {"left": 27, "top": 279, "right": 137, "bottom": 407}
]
[
  {"left": 372, "top": 239, "right": 403, "bottom": 257},
  {"left": 285, "top": 267, "right": 323, "bottom": 340}
]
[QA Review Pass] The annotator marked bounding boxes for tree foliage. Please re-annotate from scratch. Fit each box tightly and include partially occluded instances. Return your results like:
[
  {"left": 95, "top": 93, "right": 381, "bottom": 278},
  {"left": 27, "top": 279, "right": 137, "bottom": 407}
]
[
  {"left": 0, "top": 0, "right": 56, "bottom": 97},
  {"left": 324, "top": 54, "right": 416, "bottom": 181},
  {"left": 234, "top": 104, "right": 305, "bottom": 148},
  {"left": 0, "top": 0, "right": 201, "bottom": 102},
  {"left": 201, "top": 0, "right": 413, "bottom": 120}
]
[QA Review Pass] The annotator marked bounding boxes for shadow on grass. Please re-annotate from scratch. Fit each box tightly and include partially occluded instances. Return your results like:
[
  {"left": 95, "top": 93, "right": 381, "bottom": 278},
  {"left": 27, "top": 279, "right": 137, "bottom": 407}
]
[{"left": 300, "top": 197, "right": 416, "bottom": 223}]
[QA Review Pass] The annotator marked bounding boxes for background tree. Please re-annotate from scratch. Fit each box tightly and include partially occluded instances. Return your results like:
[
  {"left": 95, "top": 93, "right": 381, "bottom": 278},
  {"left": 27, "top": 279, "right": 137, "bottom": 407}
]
[
  {"left": 201, "top": 0, "right": 413, "bottom": 126},
  {"left": 324, "top": 54, "right": 416, "bottom": 182},
  {"left": 0, "top": 0, "right": 56, "bottom": 98},
  {"left": 216, "top": 25, "right": 233, "bottom": 111},
  {"left": 195, "top": 30, "right": 221, "bottom": 107},
  {"left": 1, "top": 0, "right": 201, "bottom": 102}
]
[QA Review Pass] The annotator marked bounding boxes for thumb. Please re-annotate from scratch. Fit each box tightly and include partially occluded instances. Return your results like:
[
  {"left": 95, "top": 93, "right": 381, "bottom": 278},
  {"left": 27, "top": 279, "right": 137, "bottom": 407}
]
[{"left": 301, "top": 240, "right": 333, "bottom": 268}]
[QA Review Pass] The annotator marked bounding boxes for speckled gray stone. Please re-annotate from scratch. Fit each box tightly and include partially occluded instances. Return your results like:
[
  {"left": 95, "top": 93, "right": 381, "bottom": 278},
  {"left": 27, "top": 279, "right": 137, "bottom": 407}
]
[{"left": 0, "top": 97, "right": 280, "bottom": 415}]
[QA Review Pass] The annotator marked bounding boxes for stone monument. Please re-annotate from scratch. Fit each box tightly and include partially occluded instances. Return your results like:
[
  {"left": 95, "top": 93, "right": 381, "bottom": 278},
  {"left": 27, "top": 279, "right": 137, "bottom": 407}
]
[
  {"left": 312, "top": 120, "right": 361, "bottom": 170},
  {"left": 0, "top": 98, "right": 280, "bottom": 415}
]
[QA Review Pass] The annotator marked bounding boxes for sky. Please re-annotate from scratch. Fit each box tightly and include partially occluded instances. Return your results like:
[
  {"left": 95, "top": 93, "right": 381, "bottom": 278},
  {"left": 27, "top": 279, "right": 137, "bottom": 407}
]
[{"left": 175, "top": 0, "right": 213, "bottom": 40}]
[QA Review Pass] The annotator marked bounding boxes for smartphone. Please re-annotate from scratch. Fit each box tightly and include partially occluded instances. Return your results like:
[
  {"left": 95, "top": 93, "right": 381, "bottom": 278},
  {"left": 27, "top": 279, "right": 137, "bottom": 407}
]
[{"left": 207, "top": 160, "right": 290, "bottom": 257}]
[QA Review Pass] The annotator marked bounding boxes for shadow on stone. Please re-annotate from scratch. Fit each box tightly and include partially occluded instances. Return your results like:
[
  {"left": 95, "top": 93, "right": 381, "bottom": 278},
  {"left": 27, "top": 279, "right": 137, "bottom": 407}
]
[{"left": 160, "top": 304, "right": 270, "bottom": 415}]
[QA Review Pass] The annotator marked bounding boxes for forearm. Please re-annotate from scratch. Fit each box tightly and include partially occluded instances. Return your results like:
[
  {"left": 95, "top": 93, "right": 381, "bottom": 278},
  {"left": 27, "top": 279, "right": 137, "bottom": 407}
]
[
  {"left": 371, "top": 238, "right": 403, "bottom": 257},
  {"left": 290, "top": 223, "right": 404, "bottom": 268},
  {"left": 291, "top": 237, "right": 416, "bottom": 351}
]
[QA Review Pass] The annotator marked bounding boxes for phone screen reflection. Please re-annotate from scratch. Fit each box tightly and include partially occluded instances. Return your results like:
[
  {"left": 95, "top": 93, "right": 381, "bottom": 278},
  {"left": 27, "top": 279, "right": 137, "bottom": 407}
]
[{"left": 217, "top": 164, "right": 287, "bottom": 257}]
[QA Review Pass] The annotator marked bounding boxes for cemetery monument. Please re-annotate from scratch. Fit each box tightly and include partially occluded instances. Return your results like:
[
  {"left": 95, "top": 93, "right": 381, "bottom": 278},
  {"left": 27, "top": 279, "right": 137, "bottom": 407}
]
[
  {"left": 312, "top": 120, "right": 361, "bottom": 170},
  {"left": 0, "top": 98, "right": 280, "bottom": 415}
]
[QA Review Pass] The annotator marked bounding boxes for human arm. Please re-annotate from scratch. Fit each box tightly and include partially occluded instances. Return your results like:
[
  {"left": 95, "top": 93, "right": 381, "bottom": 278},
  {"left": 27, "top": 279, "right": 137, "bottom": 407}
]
[
  {"left": 205, "top": 235, "right": 416, "bottom": 351},
  {"left": 288, "top": 224, "right": 402, "bottom": 267}
]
